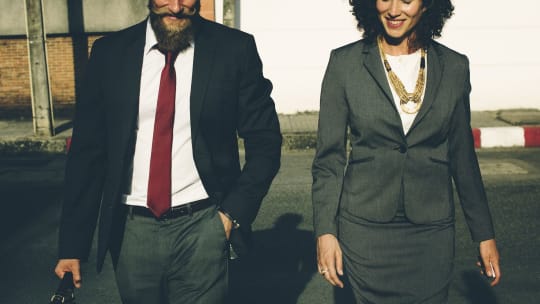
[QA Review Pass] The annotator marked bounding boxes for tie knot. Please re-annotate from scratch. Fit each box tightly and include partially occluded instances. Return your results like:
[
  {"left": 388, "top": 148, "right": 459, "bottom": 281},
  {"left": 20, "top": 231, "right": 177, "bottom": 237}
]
[{"left": 165, "top": 51, "right": 179, "bottom": 66}]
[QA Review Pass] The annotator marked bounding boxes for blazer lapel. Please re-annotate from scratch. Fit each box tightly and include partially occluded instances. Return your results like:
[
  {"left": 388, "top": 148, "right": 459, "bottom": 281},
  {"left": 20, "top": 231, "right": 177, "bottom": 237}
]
[
  {"left": 117, "top": 21, "right": 146, "bottom": 153},
  {"left": 190, "top": 18, "right": 217, "bottom": 144},
  {"left": 408, "top": 42, "right": 443, "bottom": 133},
  {"left": 120, "top": 24, "right": 145, "bottom": 120},
  {"left": 362, "top": 41, "right": 405, "bottom": 136},
  {"left": 363, "top": 42, "right": 397, "bottom": 112}
]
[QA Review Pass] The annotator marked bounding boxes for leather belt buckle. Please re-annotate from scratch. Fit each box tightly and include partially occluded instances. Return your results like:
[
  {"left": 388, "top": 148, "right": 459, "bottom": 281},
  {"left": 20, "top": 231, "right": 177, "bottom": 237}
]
[{"left": 161, "top": 198, "right": 211, "bottom": 220}]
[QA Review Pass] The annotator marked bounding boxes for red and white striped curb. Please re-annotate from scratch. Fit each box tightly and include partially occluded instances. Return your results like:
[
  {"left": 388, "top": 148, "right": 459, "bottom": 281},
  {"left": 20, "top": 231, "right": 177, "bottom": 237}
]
[
  {"left": 473, "top": 126, "right": 540, "bottom": 148},
  {"left": 65, "top": 126, "right": 540, "bottom": 151}
]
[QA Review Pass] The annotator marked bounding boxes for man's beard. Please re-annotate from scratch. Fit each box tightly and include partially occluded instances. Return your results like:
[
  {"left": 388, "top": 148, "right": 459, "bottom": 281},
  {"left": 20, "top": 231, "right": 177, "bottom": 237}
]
[{"left": 149, "top": 7, "right": 197, "bottom": 53}]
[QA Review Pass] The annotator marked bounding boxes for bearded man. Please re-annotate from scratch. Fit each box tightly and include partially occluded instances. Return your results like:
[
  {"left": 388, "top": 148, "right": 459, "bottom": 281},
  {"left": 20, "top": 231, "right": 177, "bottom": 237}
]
[{"left": 54, "top": 1, "right": 282, "bottom": 303}]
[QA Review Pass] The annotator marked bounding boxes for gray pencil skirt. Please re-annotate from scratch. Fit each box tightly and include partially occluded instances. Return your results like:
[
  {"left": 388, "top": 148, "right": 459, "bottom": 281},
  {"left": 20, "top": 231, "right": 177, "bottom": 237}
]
[{"left": 338, "top": 211, "right": 455, "bottom": 304}]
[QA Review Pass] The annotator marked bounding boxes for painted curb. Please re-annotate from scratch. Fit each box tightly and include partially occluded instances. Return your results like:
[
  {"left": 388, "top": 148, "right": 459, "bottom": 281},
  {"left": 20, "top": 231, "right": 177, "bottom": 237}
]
[
  {"left": 62, "top": 126, "right": 540, "bottom": 153},
  {"left": 473, "top": 126, "right": 540, "bottom": 148}
]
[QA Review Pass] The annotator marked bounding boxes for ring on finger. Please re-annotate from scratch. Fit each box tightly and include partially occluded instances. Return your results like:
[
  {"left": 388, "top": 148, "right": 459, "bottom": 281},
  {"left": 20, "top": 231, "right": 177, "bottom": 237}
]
[{"left": 320, "top": 269, "right": 328, "bottom": 275}]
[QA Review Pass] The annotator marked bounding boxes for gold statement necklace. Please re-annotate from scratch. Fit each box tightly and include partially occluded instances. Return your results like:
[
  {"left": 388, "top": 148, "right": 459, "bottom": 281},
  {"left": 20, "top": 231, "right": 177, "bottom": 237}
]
[{"left": 377, "top": 36, "right": 426, "bottom": 114}]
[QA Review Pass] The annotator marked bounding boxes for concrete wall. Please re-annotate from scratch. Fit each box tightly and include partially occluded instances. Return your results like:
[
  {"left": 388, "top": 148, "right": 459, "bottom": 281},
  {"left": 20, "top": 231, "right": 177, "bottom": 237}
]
[
  {"left": 240, "top": 0, "right": 540, "bottom": 113},
  {"left": 0, "top": 0, "right": 148, "bottom": 35}
]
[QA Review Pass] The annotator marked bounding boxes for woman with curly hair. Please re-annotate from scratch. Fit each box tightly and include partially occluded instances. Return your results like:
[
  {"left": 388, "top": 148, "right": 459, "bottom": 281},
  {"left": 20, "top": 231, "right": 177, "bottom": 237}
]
[{"left": 312, "top": 0, "right": 501, "bottom": 302}]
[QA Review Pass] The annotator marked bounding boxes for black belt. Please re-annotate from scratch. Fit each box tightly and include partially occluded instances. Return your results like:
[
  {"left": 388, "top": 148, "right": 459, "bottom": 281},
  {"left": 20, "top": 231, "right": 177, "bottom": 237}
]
[{"left": 129, "top": 198, "right": 214, "bottom": 220}]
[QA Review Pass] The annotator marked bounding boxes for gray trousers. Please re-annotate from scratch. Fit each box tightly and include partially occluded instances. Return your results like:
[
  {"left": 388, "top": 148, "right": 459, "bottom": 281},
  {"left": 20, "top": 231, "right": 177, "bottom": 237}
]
[{"left": 114, "top": 206, "right": 229, "bottom": 304}]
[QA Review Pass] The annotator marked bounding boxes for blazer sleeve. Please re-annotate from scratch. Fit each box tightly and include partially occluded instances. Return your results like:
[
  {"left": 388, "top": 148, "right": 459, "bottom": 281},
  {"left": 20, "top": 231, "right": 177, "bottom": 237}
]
[
  {"left": 448, "top": 56, "right": 495, "bottom": 243},
  {"left": 219, "top": 35, "right": 282, "bottom": 227},
  {"left": 312, "top": 50, "right": 349, "bottom": 238},
  {"left": 58, "top": 38, "right": 107, "bottom": 260}
]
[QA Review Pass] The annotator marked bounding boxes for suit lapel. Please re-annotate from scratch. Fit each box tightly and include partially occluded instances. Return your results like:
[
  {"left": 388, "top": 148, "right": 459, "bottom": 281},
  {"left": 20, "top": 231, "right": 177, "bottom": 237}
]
[
  {"left": 190, "top": 19, "right": 217, "bottom": 144},
  {"left": 117, "top": 21, "right": 146, "bottom": 151},
  {"left": 408, "top": 42, "right": 443, "bottom": 133},
  {"left": 363, "top": 42, "right": 397, "bottom": 112},
  {"left": 362, "top": 41, "right": 404, "bottom": 136}
]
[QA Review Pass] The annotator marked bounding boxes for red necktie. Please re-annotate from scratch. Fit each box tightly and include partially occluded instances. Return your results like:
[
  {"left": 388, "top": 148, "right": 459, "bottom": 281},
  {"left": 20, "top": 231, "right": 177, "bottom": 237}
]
[{"left": 147, "top": 51, "right": 178, "bottom": 218}]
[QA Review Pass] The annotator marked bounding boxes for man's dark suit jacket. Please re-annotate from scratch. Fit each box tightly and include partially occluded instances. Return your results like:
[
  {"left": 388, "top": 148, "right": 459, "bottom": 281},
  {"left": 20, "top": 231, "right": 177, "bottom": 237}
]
[
  {"left": 58, "top": 17, "right": 282, "bottom": 271},
  {"left": 312, "top": 39, "right": 494, "bottom": 243}
]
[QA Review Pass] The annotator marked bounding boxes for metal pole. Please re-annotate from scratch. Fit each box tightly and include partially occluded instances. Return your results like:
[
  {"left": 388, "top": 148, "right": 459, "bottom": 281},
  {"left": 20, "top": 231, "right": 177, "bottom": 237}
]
[{"left": 25, "top": 0, "right": 54, "bottom": 137}]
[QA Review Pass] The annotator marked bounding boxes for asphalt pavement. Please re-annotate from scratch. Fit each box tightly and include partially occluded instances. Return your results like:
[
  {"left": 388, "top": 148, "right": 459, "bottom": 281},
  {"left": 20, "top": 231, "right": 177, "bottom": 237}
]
[
  {"left": 1, "top": 149, "right": 540, "bottom": 303},
  {"left": 1, "top": 108, "right": 539, "bottom": 303}
]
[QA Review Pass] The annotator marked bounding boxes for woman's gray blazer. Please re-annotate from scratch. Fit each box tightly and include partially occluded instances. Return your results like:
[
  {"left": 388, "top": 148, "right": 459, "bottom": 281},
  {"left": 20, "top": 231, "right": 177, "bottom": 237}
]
[{"left": 312, "top": 39, "right": 494, "bottom": 243}]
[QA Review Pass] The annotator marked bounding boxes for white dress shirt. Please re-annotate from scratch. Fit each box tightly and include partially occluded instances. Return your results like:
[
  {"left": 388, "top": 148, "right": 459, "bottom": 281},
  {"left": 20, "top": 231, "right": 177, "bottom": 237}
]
[
  {"left": 383, "top": 50, "right": 427, "bottom": 135},
  {"left": 123, "top": 20, "right": 209, "bottom": 207}
]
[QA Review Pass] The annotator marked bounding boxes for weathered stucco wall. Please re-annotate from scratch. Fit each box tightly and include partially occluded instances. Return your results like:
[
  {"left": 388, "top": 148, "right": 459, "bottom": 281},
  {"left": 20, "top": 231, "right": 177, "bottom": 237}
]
[{"left": 0, "top": 0, "right": 148, "bottom": 35}]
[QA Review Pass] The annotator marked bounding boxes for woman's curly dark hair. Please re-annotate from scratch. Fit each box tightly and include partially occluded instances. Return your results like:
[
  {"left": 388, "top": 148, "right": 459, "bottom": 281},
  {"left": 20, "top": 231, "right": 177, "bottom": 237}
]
[{"left": 349, "top": 0, "right": 454, "bottom": 48}]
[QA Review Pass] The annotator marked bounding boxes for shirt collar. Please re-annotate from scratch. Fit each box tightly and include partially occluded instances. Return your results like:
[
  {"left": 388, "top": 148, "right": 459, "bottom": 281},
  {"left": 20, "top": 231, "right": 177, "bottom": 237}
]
[{"left": 144, "top": 19, "right": 158, "bottom": 55}]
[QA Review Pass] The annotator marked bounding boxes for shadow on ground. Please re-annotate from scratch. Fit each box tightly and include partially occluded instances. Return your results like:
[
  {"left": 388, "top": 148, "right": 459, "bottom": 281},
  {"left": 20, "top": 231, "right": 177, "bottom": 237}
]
[
  {"left": 0, "top": 154, "right": 66, "bottom": 303},
  {"left": 459, "top": 270, "right": 499, "bottom": 304},
  {"left": 228, "top": 213, "right": 317, "bottom": 304},
  {"left": 0, "top": 155, "right": 64, "bottom": 242}
]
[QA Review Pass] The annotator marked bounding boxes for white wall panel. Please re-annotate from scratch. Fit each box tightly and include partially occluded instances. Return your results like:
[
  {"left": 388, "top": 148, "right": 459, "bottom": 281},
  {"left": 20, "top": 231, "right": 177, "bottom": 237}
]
[{"left": 240, "top": 0, "right": 540, "bottom": 113}]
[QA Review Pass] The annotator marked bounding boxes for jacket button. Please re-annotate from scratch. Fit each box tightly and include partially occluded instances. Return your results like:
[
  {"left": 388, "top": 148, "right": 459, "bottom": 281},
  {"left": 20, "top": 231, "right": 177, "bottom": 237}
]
[{"left": 399, "top": 146, "right": 407, "bottom": 153}]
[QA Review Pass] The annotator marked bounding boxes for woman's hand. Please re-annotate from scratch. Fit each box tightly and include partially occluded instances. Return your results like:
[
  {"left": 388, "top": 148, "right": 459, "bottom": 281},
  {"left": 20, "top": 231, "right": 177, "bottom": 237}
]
[
  {"left": 317, "top": 234, "right": 344, "bottom": 288},
  {"left": 477, "top": 239, "right": 501, "bottom": 286}
]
